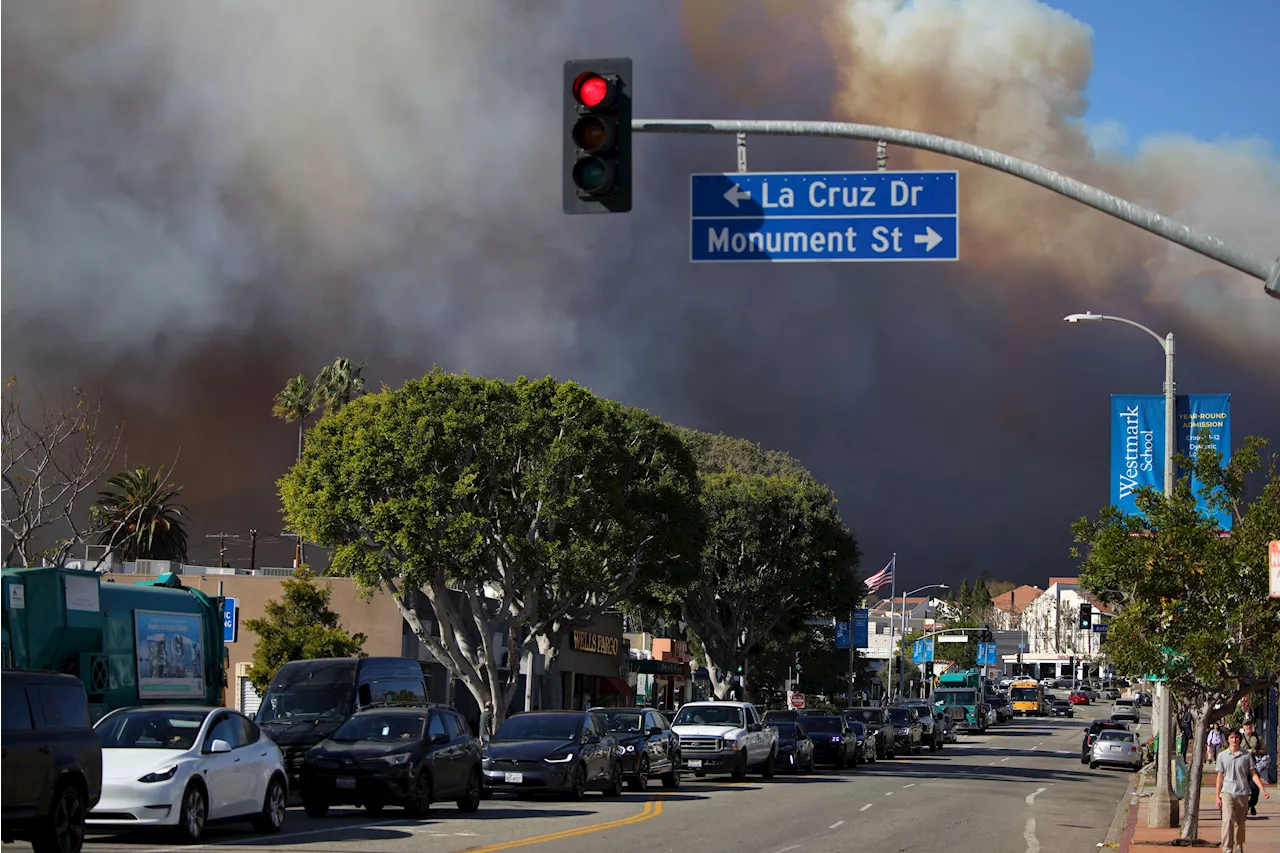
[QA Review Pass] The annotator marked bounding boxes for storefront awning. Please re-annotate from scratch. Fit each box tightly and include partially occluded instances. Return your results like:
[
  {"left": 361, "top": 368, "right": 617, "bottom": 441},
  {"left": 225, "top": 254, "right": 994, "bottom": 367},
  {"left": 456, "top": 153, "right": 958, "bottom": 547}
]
[
  {"left": 629, "top": 659, "right": 689, "bottom": 677},
  {"left": 597, "top": 676, "right": 633, "bottom": 696}
]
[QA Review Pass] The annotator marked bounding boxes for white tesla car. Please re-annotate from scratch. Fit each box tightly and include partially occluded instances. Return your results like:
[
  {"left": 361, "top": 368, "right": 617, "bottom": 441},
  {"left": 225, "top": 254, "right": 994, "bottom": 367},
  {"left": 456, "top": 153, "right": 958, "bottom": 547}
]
[{"left": 89, "top": 706, "right": 287, "bottom": 842}]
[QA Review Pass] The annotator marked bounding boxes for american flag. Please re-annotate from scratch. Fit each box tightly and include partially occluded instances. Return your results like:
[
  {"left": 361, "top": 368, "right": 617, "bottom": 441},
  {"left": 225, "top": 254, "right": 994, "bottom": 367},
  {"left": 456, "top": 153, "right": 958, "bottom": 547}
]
[{"left": 864, "top": 559, "right": 894, "bottom": 593}]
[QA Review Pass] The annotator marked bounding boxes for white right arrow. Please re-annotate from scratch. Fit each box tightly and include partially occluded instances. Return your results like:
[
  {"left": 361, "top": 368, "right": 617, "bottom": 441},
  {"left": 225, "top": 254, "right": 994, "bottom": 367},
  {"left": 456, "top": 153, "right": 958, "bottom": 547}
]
[
  {"left": 914, "top": 226, "right": 943, "bottom": 252},
  {"left": 723, "top": 184, "right": 752, "bottom": 208}
]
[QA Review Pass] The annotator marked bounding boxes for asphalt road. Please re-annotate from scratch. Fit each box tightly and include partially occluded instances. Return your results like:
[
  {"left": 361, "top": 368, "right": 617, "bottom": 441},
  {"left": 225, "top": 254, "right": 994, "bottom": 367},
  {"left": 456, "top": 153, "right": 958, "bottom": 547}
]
[{"left": 29, "top": 701, "right": 1141, "bottom": 853}]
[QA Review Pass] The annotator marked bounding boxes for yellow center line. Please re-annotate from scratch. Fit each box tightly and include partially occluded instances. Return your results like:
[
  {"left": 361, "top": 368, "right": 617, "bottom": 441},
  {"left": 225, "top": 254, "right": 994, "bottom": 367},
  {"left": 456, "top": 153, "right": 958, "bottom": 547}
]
[{"left": 454, "top": 796, "right": 665, "bottom": 853}]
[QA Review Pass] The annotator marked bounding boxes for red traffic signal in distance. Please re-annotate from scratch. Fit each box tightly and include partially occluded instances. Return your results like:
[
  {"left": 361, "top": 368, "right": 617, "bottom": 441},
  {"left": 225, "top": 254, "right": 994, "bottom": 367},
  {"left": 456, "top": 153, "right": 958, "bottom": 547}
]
[{"left": 563, "top": 58, "right": 632, "bottom": 215}]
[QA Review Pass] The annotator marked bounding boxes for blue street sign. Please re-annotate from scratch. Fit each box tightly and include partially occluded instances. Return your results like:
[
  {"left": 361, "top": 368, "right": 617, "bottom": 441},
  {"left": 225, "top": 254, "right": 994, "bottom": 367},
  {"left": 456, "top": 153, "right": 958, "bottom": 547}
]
[
  {"left": 223, "top": 597, "right": 237, "bottom": 643},
  {"left": 1092, "top": 623, "right": 1109, "bottom": 634},
  {"left": 835, "top": 619, "right": 851, "bottom": 649},
  {"left": 690, "top": 170, "right": 959, "bottom": 263},
  {"left": 1017, "top": 643, "right": 1026, "bottom": 650},
  {"left": 853, "top": 609, "right": 869, "bottom": 649}
]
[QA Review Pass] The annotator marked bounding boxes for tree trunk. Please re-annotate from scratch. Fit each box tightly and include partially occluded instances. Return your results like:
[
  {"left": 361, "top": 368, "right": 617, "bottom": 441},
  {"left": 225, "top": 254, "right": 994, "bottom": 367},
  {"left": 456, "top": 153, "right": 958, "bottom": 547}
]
[
  {"left": 536, "top": 631, "right": 565, "bottom": 710},
  {"left": 1179, "top": 698, "right": 1212, "bottom": 842}
]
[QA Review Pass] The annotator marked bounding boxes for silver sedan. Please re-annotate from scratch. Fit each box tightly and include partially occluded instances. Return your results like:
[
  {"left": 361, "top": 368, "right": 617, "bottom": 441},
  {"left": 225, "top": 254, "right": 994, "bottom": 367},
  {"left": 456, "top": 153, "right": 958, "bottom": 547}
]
[{"left": 1090, "top": 730, "right": 1143, "bottom": 771}]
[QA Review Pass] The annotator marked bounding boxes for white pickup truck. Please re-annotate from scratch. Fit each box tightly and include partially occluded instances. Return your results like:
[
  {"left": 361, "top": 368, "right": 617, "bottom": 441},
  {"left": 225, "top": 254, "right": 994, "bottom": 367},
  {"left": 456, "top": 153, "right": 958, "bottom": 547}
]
[{"left": 669, "top": 701, "right": 779, "bottom": 781}]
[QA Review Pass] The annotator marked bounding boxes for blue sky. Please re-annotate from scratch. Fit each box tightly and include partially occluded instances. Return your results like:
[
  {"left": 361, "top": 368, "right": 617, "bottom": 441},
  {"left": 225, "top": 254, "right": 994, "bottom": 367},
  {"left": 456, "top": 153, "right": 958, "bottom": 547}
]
[{"left": 1046, "top": 0, "right": 1278, "bottom": 151}]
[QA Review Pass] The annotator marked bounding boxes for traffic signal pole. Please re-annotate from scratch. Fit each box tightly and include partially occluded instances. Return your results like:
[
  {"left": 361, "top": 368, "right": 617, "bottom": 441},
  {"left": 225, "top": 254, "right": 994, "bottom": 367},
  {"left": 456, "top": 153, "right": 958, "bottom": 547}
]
[{"left": 631, "top": 118, "right": 1280, "bottom": 299}]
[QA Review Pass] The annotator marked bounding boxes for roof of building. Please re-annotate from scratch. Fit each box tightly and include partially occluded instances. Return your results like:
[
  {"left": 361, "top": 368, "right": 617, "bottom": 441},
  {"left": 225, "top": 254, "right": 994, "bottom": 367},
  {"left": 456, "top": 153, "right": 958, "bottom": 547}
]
[
  {"left": 991, "top": 585, "right": 1043, "bottom": 615},
  {"left": 1048, "top": 577, "right": 1079, "bottom": 587}
]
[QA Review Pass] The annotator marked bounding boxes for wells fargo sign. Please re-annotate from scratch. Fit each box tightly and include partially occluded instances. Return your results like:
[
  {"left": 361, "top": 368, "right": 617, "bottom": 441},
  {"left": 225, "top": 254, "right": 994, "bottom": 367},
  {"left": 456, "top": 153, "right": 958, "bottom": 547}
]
[{"left": 571, "top": 630, "right": 620, "bottom": 657}]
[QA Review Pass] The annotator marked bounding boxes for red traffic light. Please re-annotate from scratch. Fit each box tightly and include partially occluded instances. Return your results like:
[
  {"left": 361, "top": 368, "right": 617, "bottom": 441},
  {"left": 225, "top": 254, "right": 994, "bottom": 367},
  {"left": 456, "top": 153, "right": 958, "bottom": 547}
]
[{"left": 572, "top": 72, "right": 614, "bottom": 109}]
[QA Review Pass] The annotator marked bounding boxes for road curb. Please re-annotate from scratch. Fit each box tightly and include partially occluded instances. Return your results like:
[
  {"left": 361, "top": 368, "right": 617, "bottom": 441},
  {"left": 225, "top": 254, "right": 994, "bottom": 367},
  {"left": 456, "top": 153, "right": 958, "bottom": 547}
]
[{"left": 1115, "top": 783, "right": 1141, "bottom": 853}]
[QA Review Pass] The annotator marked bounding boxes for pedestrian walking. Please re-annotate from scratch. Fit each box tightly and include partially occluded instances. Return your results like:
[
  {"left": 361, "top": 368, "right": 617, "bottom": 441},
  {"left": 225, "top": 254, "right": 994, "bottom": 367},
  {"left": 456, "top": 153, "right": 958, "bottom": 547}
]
[
  {"left": 1207, "top": 723, "right": 1224, "bottom": 763},
  {"left": 1216, "top": 728, "right": 1270, "bottom": 853},
  {"left": 479, "top": 701, "right": 495, "bottom": 744},
  {"left": 1240, "top": 719, "right": 1266, "bottom": 816}
]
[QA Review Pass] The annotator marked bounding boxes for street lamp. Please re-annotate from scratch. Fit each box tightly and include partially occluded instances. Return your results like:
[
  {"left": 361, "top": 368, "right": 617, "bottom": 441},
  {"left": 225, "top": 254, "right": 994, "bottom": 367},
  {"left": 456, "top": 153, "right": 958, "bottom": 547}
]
[
  {"left": 895, "top": 583, "right": 949, "bottom": 699},
  {"left": 1063, "top": 312, "right": 1175, "bottom": 497},
  {"left": 1063, "top": 310, "right": 1179, "bottom": 828}
]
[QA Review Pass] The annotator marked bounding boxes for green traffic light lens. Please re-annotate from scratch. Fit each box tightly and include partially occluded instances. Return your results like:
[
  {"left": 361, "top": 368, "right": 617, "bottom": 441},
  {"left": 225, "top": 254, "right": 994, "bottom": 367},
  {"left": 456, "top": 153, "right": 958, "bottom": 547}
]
[{"left": 573, "top": 157, "right": 614, "bottom": 194}]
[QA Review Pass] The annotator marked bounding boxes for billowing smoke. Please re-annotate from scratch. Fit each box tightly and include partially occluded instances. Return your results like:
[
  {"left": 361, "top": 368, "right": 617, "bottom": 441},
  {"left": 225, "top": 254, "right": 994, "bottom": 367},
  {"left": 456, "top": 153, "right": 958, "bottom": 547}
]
[{"left": 4, "top": 0, "right": 1278, "bottom": 578}]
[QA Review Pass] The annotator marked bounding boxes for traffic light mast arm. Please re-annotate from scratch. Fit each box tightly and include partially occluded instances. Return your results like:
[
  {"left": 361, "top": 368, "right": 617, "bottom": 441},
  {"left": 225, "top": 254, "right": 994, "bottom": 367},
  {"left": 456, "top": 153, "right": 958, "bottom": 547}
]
[{"left": 632, "top": 117, "right": 1279, "bottom": 296}]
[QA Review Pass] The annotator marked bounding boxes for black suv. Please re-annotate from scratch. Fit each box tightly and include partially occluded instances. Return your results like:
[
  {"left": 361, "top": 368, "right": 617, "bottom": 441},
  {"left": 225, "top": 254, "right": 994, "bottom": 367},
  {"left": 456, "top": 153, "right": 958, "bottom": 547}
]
[
  {"left": 1, "top": 671, "right": 103, "bottom": 853},
  {"left": 300, "top": 704, "right": 482, "bottom": 816},
  {"left": 844, "top": 707, "right": 895, "bottom": 759},
  {"left": 887, "top": 706, "right": 924, "bottom": 755},
  {"left": 903, "top": 701, "right": 945, "bottom": 751},
  {"left": 1081, "top": 720, "right": 1130, "bottom": 764},
  {"left": 589, "top": 706, "right": 681, "bottom": 790}
]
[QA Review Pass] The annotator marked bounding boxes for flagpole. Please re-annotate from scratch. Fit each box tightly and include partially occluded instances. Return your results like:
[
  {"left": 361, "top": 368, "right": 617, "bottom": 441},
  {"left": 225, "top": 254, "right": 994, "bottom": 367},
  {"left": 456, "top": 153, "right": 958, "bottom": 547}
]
[{"left": 885, "top": 553, "right": 896, "bottom": 702}]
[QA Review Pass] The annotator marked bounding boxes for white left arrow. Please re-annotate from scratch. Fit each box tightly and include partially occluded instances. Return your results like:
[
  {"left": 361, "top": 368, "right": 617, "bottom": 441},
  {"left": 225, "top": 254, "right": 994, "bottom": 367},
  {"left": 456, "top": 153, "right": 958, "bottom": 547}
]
[
  {"left": 914, "top": 226, "right": 943, "bottom": 252},
  {"left": 723, "top": 184, "right": 752, "bottom": 208}
]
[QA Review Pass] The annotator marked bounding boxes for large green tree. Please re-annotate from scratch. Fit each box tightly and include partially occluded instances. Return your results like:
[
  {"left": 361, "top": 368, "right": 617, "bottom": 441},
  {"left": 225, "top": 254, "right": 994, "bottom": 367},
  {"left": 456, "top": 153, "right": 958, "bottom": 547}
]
[
  {"left": 244, "top": 567, "right": 367, "bottom": 693},
  {"left": 279, "top": 370, "right": 702, "bottom": 724},
  {"left": 91, "top": 466, "right": 189, "bottom": 562},
  {"left": 1073, "top": 435, "right": 1280, "bottom": 840}
]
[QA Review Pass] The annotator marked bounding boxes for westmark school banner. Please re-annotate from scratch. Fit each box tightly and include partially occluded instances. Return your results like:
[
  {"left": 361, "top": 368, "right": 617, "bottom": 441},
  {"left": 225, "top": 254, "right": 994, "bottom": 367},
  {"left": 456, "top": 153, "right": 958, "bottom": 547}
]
[{"left": 1109, "top": 394, "right": 1231, "bottom": 529}]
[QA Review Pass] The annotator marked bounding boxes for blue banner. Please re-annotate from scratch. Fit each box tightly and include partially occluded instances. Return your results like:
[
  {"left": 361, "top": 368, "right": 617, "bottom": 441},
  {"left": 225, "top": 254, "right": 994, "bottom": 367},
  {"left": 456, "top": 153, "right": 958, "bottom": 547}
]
[
  {"left": 912, "top": 639, "right": 935, "bottom": 663},
  {"left": 853, "top": 609, "right": 869, "bottom": 649},
  {"left": 1177, "top": 394, "right": 1232, "bottom": 530},
  {"left": 835, "top": 619, "right": 851, "bottom": 650},
  {"left": 977, "top": 642, "right": 998, "bottom": 666},
  {"left": 1110, "top": 394, "right": 1166, "bottom": 517},
  {"left": 1110, "top": 394, "right": 1231, "bottom": 527}
]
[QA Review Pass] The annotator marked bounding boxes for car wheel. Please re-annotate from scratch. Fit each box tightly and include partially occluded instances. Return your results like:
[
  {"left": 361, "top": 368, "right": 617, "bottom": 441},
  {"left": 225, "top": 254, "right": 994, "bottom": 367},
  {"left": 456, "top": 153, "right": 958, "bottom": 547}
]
[
  {"left": 457, "top": 767, "right": 482, "bottom": 813},
  {"left": 364, "top": 802, "right": 385, "bottom": 816},
  {"left": 175, "top": 782, "right": 207, "bottom": 844},
  {"left": 31, "top": 781, "right": 86, "bottom": 853},
  {"left": 730, "top": 753, "right": 747, "bottom": 782},
  {"left": 761, "top": 749, "right": 776, "bottom": 779},
  {"left": 403, "top": 770, "right": 433, "bottom": 818},
  {"left": 252, "top": 775, "right": 287, "bottom": 833},
  {"left": 303, "top": 797, "right": 330, "bottom": 818},
  {"left": 601, "top": 762, "right": 623, "bottom": 797},
  {"left": 660, "top": 762, "right": 682, "bottom": 789},
  {"left": 628, "top": 757, "right": 649, "bottom": 791},
  {"left": 833, "top": 751, "right": 845, "bottom": 770},
  {"left": 1080, "top": 752, "right": 1089, "bottom": 765},
  {"left": 1090, "top": 762, "right": 1098, "bottom": 770},
  {"left": 567, "top": 764, "right": 587, "bottom": 801}
]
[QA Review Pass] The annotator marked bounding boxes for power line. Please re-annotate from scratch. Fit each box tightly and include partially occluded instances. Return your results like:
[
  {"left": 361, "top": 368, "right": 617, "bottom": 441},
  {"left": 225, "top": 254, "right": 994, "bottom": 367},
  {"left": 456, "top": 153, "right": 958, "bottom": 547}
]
[{"left": 204, "top": 533, "right": 237, "bottom": 568}]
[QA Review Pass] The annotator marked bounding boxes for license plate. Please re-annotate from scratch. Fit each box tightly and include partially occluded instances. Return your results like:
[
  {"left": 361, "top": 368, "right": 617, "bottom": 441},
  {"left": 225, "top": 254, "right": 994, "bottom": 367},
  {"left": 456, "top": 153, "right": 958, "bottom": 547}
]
[
  {"left": 687, "top": 759, "right": 702, "bottom": 769},
  {"left": 336, "top": 777, "right": 356, "bottom": 789},
  {"left": 1110, "top": 746, "right": 1121, "bottom": 752},
  {"left": 503, "top": 772, "right": 523, "bottom": 784}
]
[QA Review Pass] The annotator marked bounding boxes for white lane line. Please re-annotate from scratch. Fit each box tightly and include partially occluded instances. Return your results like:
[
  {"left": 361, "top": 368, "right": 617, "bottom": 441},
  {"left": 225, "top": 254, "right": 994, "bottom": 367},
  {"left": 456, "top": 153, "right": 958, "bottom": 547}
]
[
  {"left": 903, "top": 783, "right": 916, "bottom": 788},
  {"left": 830, "top": 820, "right": 845, "bottom": 829},
  {"left": 1034, "top": 741, "right": 1044, "bottom": 750},
  {"left": 771, "top": 846, "right": 801, "bottom": 853},
  {"left": 1001, "top": 757, "right": 1011, "bottom": 762},
  {"left": 860, "top": 804, "right": 873, "bottom": 811},
  {"left": 1026, "top": 786, "right": 1047, "bottom": 805},
  {"left": 885, "top": 791, "right": 894, "bottom": 796},
  {"left": 1024, "top": 817, "right": 1040, "bottom": 853},
  {"left": 135, "top": 818, "right": 403, "bottom": 853}
]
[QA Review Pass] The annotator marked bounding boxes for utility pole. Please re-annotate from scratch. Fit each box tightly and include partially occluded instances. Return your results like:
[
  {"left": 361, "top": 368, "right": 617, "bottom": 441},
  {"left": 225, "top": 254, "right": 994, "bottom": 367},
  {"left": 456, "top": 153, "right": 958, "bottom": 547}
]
[
  {"left": 205, "top": 533, "right": 234, "bottom": 568},
  {"left": 248, "top": 529, "right": 257, "bottom": 572},
  {"left": 280, "top": 532, "right": 305, "bottom": 569}
]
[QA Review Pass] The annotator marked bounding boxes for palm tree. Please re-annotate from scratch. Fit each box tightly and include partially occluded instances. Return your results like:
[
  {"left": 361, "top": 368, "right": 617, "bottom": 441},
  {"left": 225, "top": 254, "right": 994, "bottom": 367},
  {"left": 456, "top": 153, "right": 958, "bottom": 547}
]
[
  {"left": 272, "top": 374, "right": 314, "bottom": 461},
  {"left": 312, "top": 358, "right": 366, "bottom": 415},
  {"left": 93, "top": 466, "right": 189, "bottom": 562}
]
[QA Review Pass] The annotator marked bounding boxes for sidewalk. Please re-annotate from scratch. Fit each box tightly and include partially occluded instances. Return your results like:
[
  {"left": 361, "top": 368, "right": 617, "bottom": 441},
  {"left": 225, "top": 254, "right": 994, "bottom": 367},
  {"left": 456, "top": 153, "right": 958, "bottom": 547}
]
[{"left": 1121, "top": 775, "right": 1277, "bottom": 852}]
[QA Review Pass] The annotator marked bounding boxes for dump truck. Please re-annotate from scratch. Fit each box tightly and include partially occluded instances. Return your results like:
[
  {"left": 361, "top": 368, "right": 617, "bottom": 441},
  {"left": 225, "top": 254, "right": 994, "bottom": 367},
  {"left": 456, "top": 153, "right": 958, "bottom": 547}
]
[
  {"left": 1, "top": 566, "right": 227, "bottom": 721},
  {"left": 932, "top": 668, "right": 990, "bottom": 733}
]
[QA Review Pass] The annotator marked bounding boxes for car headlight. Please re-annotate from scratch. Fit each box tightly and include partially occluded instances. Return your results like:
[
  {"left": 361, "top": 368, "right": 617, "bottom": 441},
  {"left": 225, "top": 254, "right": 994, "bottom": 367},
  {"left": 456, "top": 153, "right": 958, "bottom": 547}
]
[
  {"left": 830, "top": 736, "right": 842, "bottom": 743},
  {"left": 624, "top": 744, "right": 635, "bottom": 753},
  {"left": 896, "top": 727, "right": 909, "bottom": 734},
  {"left": 544, "top": 752, "right": 576, "bottom": 764},
  {"left": 381, "top": 753, "right": 413, "bottom": 765},
  {"left": 139, "top": 765, "right": 179, "bottom": 783},
  {"left": 724, "top": 739, "right": 740, "bottom": 751}
]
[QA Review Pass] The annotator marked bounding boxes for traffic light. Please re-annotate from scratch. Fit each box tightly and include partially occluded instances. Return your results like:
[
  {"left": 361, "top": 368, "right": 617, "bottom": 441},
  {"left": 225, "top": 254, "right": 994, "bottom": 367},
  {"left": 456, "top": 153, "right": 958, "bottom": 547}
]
[
  {"left": 563, "top": 58, "right": 632, "bottom": 214},
  {"left": 1078, "top": 602, "right": 1092, "bottom": 630},
  {"left": 794, "top": 651, "right": 803, "bottom": 673},
  {"left": 924, "top": 661, "right": 934, "bottom": 678}
]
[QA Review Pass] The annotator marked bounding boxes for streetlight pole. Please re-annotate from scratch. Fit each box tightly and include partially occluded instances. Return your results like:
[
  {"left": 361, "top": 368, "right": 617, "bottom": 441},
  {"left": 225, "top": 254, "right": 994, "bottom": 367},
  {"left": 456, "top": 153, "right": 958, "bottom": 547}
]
[
  {"left": 1063, "top": 310, "right": 1179, "bottom": 828},
  {"left": 898, "top": 584, "right": 949, "bottom": 700}
]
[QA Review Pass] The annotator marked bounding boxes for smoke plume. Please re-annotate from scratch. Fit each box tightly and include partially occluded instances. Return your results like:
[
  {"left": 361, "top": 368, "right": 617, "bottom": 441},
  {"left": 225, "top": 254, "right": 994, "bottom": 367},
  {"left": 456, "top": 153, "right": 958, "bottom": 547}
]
[{"left": 4, "top": 0, "right": 1278, "bottom": 579}]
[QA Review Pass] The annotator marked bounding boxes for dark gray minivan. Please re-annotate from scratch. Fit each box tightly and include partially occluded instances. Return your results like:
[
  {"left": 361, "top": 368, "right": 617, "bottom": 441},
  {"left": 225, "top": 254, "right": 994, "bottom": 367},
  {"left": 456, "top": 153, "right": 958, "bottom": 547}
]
[{"left": 254, "top": 658, "right": 428, "bottom": 789}]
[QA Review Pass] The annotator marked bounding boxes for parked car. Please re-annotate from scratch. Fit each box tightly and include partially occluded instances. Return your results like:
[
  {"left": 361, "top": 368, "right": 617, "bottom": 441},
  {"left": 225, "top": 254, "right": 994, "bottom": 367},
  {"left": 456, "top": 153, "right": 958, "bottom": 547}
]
[
  {"left": 90, "top": 705, "right": 286, "bottom": 842},
  {"left": 766, "top": 721, "right": 815, "bottom": 774},
  {"left": 903, "top": 701, "right": 945, "bottom": 751},
  {"left": 986, "top": 696, "right": 1014, "bottom": 724},
  {"left": 799, "top": 715, "right": 854, "bottom": 769},
  {"left": 1050, "top": 700, "right": 1074, "bottom": 718},
  {"left": 843, "top": 707, "right": 895, "bottom": 759},
  {"left": 300, "top": 704, "right": 481, "bottom": 817},
  {"left": 1101, "top": 687, "right": 1121, "bottom": 700},
  {"left": 590, "top": 706, "right": 681, "bottom": 790},
  {"left": 1081, "top": 720, "right": 1130, "bottom": 764},
  {"left": 887, "top": 707, "right": 923, "bottom": 755},
  {"left": 1111, "top": 699, "right": 1141, "bottom": 723},
  {"left": 1090, "top": 730, "right": 1143, "bottom": 771},
  {"left": 1, "top": 670, "right": 103, "bottom": 853},
  {"left": 846, "top": 721, "right": 877, "bottom": 765},
  {"left": 1068, "top": 692, "right": 1090, "bottom": 705},
  {"left": 481, "top": 711, "right": 621, "bottom": 800},
  {"left": 670, "top": 701, "right": 779, "bottom": 781}
]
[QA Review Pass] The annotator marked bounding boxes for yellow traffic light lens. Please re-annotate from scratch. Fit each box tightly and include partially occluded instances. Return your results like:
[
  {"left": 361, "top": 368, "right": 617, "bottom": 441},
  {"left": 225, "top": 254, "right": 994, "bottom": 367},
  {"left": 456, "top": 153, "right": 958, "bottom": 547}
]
[
  {"left": 573, "top": 157, "right": 614, "bottom": 194},
  {"left": 572, "top": 116, "right": 615, "bottom": 153}
]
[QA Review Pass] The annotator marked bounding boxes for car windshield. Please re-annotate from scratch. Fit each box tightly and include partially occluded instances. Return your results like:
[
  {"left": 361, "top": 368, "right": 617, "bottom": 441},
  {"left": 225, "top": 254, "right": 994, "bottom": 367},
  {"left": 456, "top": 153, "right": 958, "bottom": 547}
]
[
  {"left": 769, "top": 722, "right": 797, "bottom": 738},
  {"left": 96, "top": 709, "right": 208, "bottom": 750},
  {"left": 671, "top": 706, "right": 745, "bottom": 728},
  {"left": 803, "top": 716, "right": 842, "bottom": 732},
  {"left": 494, "top": 714, "right": 582, "bottom": 741},
  {"left": 847, "top": 721, "right": 866, "bottom": 736},
  {"left": 887, "top": 708, "right": 912, "bottom": 724},
  {"left": 331, "top": 714, "right": 426, "bottom": 743},
  {"left": 934, "top": 691, "right": 977, "bottom": 707},
  {"left": 1098, "top": 731, "right": 1135, "bottom": 743},
  {"left": 1011, "top": 687, "right": 1041, "bottom": 701},
  {"left": 598, "top": 711, "right": 643, "bottom": 734},
  {"left": 844, "top": 709, "right": 882, "bottom": 723},
  {"left": 256, "top": 660, "right": 357, "bottom": 724}
]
